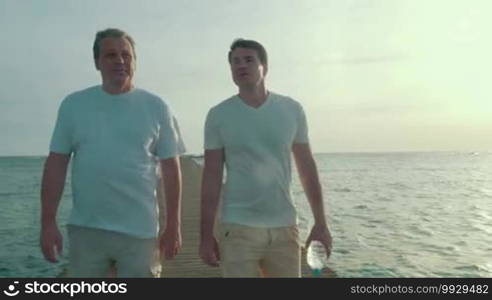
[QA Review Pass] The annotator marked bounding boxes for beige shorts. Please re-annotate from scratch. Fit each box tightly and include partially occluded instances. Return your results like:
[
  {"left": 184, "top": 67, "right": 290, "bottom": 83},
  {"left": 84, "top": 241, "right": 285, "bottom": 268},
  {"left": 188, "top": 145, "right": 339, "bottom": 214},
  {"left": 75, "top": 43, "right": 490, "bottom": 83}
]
[
  {"left": 219, "top": 223, "right": 301, "bottom": 278},
  {"left": 67, "top": 225, "right": 161, "bottom": 278}
]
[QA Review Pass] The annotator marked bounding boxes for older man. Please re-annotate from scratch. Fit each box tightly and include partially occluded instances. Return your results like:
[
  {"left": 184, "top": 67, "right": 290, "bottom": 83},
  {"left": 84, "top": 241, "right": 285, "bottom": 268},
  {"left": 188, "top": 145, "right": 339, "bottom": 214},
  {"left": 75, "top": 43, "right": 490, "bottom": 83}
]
[{"left": 40, "top": 28, "right": 184, "bottom": 277}]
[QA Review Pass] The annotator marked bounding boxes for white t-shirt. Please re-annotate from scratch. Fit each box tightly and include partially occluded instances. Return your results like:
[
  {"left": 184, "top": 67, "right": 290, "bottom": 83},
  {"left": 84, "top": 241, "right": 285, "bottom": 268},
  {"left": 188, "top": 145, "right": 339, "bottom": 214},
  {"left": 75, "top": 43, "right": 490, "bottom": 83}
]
[
  {"left": 204, "top": 92, "right": 309, "bottom": 227},
  {"left": 50, "top": 85, "right": 185, "bottom": 238}
]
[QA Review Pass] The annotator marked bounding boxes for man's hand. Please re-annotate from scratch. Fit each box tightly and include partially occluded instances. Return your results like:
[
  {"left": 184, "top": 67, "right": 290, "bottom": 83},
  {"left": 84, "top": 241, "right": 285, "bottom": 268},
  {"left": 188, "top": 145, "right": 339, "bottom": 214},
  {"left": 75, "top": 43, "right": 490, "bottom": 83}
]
[
  {"left": 40, "top": 222, "right": 63, "bottom": 263},
  {"left": 305, "top": 223, "right": 332, "bottom": 258},
  {"left": 40, "top": 152, "right": 69, "bottom": 263},
  {"left": 199, "top": 149, "right": 224, "bottom": 268},
  {"left": 159, "top": 225, "right": 182, "bottom": 260},
  {"left": 199, "top": 235, "right": 220, "bottom": 267},
  {"left": 159, "top": 156, "right": 182, "bottom": 260}
]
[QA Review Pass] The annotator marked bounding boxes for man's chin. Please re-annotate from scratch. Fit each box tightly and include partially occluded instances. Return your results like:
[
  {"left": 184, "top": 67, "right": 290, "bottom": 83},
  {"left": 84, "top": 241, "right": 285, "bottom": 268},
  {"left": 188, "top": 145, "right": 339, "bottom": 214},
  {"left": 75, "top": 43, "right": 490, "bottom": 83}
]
[
  {"left": 236, "top": 81, "right": 257, "bottom": 89},
  {"left": 105, "top": 77, "right": 133, "bottom": 90},
  {"left": 112, "top": 76, "right": 132, "bottom": 84}
]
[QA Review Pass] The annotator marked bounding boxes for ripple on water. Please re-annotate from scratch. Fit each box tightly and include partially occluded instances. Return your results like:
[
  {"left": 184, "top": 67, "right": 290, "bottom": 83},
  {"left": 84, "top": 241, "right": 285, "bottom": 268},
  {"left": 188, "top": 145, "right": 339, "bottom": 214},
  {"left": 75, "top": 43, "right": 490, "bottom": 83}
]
[
  {"left": 453, "top": 265, "right": 485, "bottom": 277},
  {"left": 433, "top": 270, "right": 461, "bottom": 277},
  {"left": 355, "top": 236, "right": 370, "bottom": 247},
  {"left": 368, "top": 219, "right": 384, "bottom": 224},
  {"left": 455, "top": 240, "right": 468, "bottom": 247},
  {"left": 421, "top": 243, "right": 459, "bottom": 256},
  {"left": 377, "top": 196, "right": 392, "bottom": 202},
  {"left": 477, "top": 263, "right": 492, "bottom": 275},
  {"left": 407, "top": 225, "right": 435, "bottom": 237},
  {"left": 334, "top": 249, "right": 350, "bottom": 255},
  {"left": 355, "top": 263, "right": 400, "bottom": 277},
  {"left": 333, "top": 188, "right": 352, "bottom": 193},
  {"left": 470, "top": 223, "right": 492, "bottom": 234},
  {"left": 387, "top": 182, "right": 411, "bottom": 191},
  {"left": 419, "top": 215, "right": 434, "bottom": 223},
  {"left": 471, "top": 210, "right": 491, "bottom": 222}
]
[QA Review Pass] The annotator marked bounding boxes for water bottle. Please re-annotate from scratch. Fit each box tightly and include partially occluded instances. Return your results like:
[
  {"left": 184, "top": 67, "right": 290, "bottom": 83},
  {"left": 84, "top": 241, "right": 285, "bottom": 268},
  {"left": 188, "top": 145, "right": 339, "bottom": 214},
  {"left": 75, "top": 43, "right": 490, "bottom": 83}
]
[{"left": 306, "top": 240, "right": 329, "bottom": 276}]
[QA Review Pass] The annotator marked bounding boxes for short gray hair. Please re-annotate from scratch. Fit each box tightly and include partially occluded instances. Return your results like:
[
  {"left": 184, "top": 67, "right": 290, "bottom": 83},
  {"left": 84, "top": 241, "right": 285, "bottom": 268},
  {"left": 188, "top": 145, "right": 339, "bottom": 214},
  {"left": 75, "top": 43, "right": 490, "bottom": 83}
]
[{"left": 92, "top": 28, "right": 136, "bottom": 61}]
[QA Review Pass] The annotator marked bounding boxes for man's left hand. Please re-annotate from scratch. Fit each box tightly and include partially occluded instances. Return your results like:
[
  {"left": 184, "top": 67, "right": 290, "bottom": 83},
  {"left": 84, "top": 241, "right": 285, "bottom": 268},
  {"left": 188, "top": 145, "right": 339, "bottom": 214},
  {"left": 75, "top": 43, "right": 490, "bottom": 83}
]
[
  {"left": 159, "top": 226, "right": 182, "bottom": 260},
  {"left": 305, "top": 223, "right": 332, "bottom": 257}
]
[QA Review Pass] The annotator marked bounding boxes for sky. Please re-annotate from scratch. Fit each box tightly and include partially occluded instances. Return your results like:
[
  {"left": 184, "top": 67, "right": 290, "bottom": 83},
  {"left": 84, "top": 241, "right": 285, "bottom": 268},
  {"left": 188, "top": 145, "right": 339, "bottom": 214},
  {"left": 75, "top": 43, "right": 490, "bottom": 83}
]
[{"left": 1, "top": 0, "right": 491, "bottom": 156}]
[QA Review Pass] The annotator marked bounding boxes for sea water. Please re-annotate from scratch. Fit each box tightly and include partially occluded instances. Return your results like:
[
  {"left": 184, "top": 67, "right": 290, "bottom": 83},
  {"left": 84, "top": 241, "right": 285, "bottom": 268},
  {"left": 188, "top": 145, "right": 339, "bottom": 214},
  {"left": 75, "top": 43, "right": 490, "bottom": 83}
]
[{"left": 0, "top": 152, "right": 491, "bottom": 277}]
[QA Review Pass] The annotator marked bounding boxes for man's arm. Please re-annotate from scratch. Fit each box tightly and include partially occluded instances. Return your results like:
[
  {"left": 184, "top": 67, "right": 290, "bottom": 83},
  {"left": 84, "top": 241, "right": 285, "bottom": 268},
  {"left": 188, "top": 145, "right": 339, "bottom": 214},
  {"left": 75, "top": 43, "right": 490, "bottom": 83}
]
[
  {"left": 199, "top": 149, "right": 224, "bottom": 267},
  {"left": 292, "top": 143, "right": 332, "bottom": 255},
  {"left": 156, "top": 172, "right": 166, "bottom": 235},
  {"left": 159, "top": 156, "right": 182, "bottom": 260},
  {"left": 40, "top": 152, "right": 70, "bottom": 263}
]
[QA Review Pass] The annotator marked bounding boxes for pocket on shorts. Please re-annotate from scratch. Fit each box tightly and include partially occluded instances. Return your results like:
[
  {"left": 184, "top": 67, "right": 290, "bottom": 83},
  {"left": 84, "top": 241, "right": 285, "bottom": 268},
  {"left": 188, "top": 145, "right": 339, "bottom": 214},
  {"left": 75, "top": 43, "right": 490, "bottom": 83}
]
[
  {"left": 220, "top": 223, "right": 254, "bottom": 242},
  {"left": 220, "top": 223, "right": 240, "bottom": 240},
  {"left": 286, "top": 226, "right": 300, "bottom": 246}
]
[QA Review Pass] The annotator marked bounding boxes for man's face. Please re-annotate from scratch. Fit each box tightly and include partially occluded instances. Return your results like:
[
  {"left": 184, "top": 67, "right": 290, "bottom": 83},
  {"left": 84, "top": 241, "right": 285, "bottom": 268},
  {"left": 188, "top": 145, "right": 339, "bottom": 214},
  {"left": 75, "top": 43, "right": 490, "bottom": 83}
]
[
  {"left": 230, "top": 47, "right": 267, "bottom": 88},
  {"left": 95, "top": 37, "right": 135, "bottom": 87}
]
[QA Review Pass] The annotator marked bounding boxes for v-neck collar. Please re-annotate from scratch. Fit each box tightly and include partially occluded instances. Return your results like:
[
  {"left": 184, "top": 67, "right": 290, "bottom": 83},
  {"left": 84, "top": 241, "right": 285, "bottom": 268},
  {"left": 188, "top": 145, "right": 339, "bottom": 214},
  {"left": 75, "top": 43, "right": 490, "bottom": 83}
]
[{"left": 237, "top": 92, "right": 272, "bottom": 111}]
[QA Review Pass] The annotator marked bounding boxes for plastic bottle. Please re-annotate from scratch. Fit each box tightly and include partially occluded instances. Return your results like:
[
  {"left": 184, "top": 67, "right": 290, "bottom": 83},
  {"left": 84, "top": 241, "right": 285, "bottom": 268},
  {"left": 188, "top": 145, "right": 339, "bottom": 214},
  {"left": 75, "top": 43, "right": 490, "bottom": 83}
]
[{"left": 306, "top": 240, "right": 329, "bottom": 276}]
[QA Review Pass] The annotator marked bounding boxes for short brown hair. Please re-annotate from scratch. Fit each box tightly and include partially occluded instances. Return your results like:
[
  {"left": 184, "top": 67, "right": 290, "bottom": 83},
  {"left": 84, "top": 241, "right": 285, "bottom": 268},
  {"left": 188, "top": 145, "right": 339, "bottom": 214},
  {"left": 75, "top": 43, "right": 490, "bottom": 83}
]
[{"left": 228, "top": 38, "right": 268, "bottom": 66}]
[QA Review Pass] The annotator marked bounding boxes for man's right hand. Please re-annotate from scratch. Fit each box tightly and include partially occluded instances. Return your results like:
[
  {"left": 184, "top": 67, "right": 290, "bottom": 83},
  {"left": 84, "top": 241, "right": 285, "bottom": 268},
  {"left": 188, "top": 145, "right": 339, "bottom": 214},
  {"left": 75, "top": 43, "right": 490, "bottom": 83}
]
[
  {"left": 40, "top": 222, "right": 63, "bottom": 263},
  {"left": 199, "top": 235, "right": 220, "bottom": 267},
  {"left": 40, "top": 152, "right": 69, "bottom": 263}
]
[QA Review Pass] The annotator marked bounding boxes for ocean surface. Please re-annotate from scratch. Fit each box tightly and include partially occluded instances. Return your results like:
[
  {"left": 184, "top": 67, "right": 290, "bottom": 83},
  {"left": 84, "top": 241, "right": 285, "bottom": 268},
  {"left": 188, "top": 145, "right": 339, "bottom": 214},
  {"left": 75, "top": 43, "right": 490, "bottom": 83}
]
[{"left": 0, "top": 152, "right": 491, "bottom": 278}]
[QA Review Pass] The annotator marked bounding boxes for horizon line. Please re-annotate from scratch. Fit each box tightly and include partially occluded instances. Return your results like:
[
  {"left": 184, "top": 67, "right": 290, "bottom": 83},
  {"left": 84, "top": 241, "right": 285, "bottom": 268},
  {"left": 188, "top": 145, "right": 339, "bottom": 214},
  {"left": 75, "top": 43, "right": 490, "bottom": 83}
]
[{"left": 0, "top": 150, "right": 489, "bottom": 158}]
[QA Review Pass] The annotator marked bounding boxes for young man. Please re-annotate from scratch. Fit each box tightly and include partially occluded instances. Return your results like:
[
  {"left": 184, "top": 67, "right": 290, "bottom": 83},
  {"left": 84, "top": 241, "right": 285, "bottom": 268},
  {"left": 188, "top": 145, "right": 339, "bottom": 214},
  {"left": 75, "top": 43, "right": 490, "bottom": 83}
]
[
  {"left": 40, "top": 28, "right": 184, "bottom": 277},
  {"left": 200, "top": 39, "right": 332, "bottom": 277}
]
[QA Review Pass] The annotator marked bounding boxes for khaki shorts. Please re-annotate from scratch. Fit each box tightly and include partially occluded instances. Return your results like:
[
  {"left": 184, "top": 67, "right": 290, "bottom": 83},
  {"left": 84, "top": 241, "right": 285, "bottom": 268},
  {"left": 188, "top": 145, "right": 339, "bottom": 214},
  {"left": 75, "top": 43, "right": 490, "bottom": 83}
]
[
  {"left": 67, "top": 225, "right": 160, "bottom": 278},
  {"left": 219, "top": 223, "right": 301, "bottom": 278}
]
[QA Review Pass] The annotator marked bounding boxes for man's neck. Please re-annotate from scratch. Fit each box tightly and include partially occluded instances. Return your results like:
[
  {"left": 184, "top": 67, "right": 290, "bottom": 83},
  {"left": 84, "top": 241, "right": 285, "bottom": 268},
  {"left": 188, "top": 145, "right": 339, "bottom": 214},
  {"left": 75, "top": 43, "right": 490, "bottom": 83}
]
[
  {"left": 102, "top": 81, "right": 133, "bottom": 95},
  {"left": 238, "top": 83, "right": 268, "bottom": 108}
]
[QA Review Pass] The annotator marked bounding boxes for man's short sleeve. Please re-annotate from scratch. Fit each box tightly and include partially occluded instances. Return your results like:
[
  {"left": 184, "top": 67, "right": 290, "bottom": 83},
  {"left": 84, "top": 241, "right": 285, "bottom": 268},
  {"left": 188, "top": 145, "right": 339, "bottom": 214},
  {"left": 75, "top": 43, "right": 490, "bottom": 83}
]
[
  {"left": 155, "top": 102, "right": 186, "bottom": 159},
  {"left": 49, "top": 98, "right": 73, "bottom": 154},
  {"left": 204, "top": 107, "right": 223, "bottom": 150},
  {"left": 172, "top": 116, "right": 187, "bottom": 154},
  {"left": 294, "top": 102, "right": 309, "bottom": 144}
]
